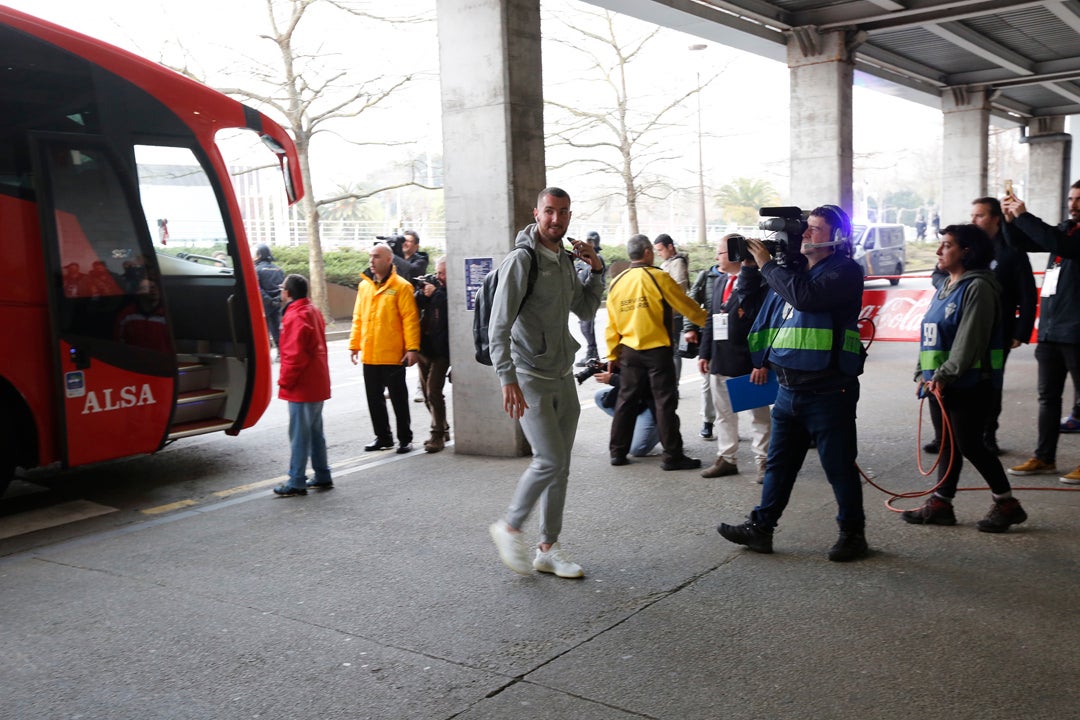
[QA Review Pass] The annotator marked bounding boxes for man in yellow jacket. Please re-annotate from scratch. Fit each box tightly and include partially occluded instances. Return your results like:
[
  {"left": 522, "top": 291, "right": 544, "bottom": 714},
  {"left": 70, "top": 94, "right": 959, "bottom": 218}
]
[
  {"left": 606, "top": 234, "right": 708, "bottom": 470},
  {"left": 349, "top": 243, "right": 421, "bottom": 453}
]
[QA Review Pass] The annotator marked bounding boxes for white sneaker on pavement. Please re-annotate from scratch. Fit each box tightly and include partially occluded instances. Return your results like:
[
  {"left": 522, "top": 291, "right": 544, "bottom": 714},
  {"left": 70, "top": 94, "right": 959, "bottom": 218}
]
[
  {"left": 532, "top": 542, "right": 584, "bottom": 578},
  {"left": 489, "top": 521, "right": 531, "bottom": 575}
]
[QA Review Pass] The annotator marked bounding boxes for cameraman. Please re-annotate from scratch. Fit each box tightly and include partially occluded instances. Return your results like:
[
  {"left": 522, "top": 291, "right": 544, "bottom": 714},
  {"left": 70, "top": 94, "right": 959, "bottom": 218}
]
[
  {"left": 716, "top": 206, "right": 869, "bottom": 562},
  {"left": 401, "top": 230, "right": 429, "bottom": 281},
  {"left": 414, "top": 257, "right": 450, "bottom": 452}
]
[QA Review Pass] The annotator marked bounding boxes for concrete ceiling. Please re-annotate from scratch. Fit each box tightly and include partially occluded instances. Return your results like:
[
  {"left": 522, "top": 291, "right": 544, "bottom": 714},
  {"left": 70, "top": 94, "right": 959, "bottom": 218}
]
[{"left": 584, "top": 0, "right": 1080, "bottom": 124}]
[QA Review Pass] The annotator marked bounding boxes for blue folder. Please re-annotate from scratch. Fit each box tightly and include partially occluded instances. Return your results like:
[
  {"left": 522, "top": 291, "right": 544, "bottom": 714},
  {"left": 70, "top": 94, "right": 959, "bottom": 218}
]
[{"left": 725, "top": 372, "right": 779, "bottom": 412}]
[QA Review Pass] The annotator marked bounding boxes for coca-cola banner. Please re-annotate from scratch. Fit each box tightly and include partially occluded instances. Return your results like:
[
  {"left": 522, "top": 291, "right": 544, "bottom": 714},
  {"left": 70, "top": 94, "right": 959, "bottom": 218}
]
[
  {"left": 860, "top": 287, "right": 1042, "bottom": 343},
  {"left": 860, "top": 289, "right": 931, "bottom": 342}
]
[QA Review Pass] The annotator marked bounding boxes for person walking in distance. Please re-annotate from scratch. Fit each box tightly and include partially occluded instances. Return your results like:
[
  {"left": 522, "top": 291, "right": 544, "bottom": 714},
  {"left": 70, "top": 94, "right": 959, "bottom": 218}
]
[
  {"left": 349, "top": 243, "right": 421, "bottom": 455},
  {"left": 605, "top": 234, "right": 707, "bottom": 471},
  {"left": 487, "top": 187, "right": 605, "bottom": 578},
  {"left": 272, "top": 274, "right": 333, "bottom": 497},
  {"left": 414, "top": 257, "right": 451, "bottom": 452},
  {"left": 717, "top": 205, "right": 870, "bottom": 562}
]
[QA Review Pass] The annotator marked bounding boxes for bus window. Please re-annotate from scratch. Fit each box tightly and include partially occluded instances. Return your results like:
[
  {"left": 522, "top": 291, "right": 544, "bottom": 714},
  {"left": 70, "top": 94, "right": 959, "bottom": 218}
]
[
  {"left": 45, "top": 143, "right": 156, "bottom": 341},
  {"left": 134, "top": 145, "right": 231, "bottom": 274}
]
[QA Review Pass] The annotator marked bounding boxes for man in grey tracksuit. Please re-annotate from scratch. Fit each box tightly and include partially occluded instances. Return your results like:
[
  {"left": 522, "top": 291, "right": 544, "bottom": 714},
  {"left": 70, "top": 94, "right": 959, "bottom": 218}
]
[{"left": 487, "top": 187, "right": 605, "bottom": 579}]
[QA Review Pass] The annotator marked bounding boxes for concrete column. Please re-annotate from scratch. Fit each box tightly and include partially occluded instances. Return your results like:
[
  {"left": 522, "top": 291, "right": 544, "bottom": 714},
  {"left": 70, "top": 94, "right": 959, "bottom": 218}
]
[
  {"left": 436, "top": 0, "right": 545, "bottom": 456},
  {"left": 1023, "top": 115, "right": 1072, "bottom": 221},
  {"left": 787, "top": 27, "right": 854, "bottom": 214},
  {"left": 941, "top": 86, "right": 989, "bottom": 223}
]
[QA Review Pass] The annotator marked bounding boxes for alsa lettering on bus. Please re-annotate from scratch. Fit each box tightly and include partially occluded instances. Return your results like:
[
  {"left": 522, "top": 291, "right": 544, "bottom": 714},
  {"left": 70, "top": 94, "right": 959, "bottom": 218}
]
[{"left": 80, "top": 384, "right": 157, "bottom": 415}]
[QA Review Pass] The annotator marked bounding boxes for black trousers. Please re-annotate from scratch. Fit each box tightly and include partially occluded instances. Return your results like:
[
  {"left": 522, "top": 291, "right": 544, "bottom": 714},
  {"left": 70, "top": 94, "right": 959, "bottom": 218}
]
[
  {"left": 1035, "top": 341, "right": 1080, "bottom": 463},
  {"left": 929, "top": 382, "right": 1012, "bottom": 498},
  {"left": 610, "top": 345, "right": 682, "bottom": 462},
  {"left": 363, "top": 363, "right": 412, "bottom": 444}
]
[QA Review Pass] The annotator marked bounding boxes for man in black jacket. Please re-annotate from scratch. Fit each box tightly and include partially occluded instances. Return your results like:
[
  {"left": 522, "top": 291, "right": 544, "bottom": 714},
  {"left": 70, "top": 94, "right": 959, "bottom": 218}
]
[
  {"left": 254, "top": 244, "right": 285, "bottom": 359},
  {"left": 402, "top": 230, "right": 430, "bottom": 281},
  {"left": 697, "top": 235, "right": 771, "bottom": 481},
  {"left": 414, "top": 256, "right": 449, "bottom": 452},
  {"left": 1002, "top": 180, "right": 1080, "bottom": 484},
  {"left": 972, "top": 197, "right": 1037, "bottom": 454}
]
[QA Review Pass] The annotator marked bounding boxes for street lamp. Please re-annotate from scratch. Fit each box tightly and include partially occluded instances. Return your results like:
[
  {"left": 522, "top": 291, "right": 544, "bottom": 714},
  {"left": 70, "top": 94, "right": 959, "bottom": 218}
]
[{"left": 689, "top": 43, "right": 707, "bottom": 246}]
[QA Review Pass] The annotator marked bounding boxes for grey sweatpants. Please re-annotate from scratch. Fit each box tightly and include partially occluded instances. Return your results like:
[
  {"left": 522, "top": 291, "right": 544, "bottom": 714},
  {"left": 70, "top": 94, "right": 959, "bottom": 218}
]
[{"left": 504, "top": 373, "right": 580, "bottom": 545}]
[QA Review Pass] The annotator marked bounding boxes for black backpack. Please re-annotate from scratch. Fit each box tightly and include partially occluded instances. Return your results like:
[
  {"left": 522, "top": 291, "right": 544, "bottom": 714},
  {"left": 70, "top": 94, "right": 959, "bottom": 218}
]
[{"left": 473, "top": 246, "right": 538, "bottom": 365}]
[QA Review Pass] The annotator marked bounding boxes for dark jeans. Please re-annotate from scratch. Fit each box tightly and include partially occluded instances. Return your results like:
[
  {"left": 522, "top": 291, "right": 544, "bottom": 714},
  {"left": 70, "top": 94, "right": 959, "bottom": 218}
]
[
  {"left": 928, "top": 382, "right": 1011, "bottom": 497},
  {"left": 752, "top": 381, "right": 865, "bottom": 532},
  {"left": 418, "top": 354, "right": 450, "bottom": 436},
  {"left": 579, "top": 316, "right": 598, "bottom": 359},
  {"left": 264, "top": 301, "right": 281, "bottom": 348},
  {"left": 363, "top": 363, "right": 412, "bottom": 444},
  {"left": 1035, "top": 341, "right": 1080, "bottom": 463},
  {"left": 984, "top": 346, "right": 1012, "bottom": 440},
  {"left": 610, "top": 345, "right": 683, "bottom": 462}
]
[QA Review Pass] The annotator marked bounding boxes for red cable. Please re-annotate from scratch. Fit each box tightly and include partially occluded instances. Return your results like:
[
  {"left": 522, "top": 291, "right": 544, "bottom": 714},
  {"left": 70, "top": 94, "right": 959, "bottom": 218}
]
[{"left": 858, "top": 385, "right": 1080, "bottom": 513}]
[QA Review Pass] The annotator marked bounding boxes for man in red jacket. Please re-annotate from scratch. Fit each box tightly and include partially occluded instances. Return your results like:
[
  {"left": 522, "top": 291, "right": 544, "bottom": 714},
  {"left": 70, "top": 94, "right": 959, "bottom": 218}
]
[{"left": 273, "top": 274, "right": 333, "bottom": 497}]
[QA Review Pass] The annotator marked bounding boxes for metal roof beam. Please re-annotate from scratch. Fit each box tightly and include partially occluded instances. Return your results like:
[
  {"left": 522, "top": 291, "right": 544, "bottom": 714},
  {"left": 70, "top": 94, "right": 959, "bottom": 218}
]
[
  {"left": 830, "top": 1, "right": 1048, "bottom": 33},
  {"left": 949, "top": 55, "right": 1080, "bottom": 86},
  {"left": 1044, "top": 0, "right": 1080, "bottom": 35},
  {"left": 858, "top": 45, "right": 948, "bottom": 85},
  {"left": 925, "top": 21, "right": 1035, "bottom": 75},
  {"left": 1042, "top": 81, "right": 1080, "bottom": 104}
]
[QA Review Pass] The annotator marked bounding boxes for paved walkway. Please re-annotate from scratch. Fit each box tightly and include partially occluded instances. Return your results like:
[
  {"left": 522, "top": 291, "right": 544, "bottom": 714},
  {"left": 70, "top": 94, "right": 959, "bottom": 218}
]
[{"left": 1, "top": 341, "right": 1078, "bottom": 719}]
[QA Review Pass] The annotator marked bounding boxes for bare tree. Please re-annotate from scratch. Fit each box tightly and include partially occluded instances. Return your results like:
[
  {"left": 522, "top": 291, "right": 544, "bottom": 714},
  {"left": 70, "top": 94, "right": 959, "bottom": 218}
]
[
  {"left": 543, "top": 7, "right": 720, "bottom": 234},
  {"left": 182, "top": 0, "right": 438, "bottom": 319}
]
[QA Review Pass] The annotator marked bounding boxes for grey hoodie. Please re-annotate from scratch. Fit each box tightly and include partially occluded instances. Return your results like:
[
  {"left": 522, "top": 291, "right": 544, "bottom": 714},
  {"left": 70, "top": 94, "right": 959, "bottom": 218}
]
[
  {"left": 488, "top": 224, "right": 605, "bottom": 386},
  {"left": 920, "top": 268, "right": 1003, "bottom": 387}
]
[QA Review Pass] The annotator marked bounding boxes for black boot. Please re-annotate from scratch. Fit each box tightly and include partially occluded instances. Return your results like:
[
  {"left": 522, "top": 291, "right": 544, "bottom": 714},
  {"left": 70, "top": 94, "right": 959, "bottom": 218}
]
[
  {"left": 828, "top": 530, "right": 869, "bottom": 562},
  {"left": 717, "top": 518, "right": 773, "bottom": 554}
]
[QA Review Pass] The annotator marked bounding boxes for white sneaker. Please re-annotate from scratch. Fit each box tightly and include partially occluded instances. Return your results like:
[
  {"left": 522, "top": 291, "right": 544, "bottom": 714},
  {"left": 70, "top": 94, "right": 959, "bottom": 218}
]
[
  {"left": 489, "top": 522, "right": 531, "bottom": 575},
  {"left": 532, "top": 542, "right": 584, "bottom": 578}
]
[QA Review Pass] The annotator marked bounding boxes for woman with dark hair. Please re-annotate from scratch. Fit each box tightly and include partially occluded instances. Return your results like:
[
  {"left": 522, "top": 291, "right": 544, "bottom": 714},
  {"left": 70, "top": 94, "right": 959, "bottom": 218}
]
[{"left": 903, "top": 224, "right": 1028, "bottom": 532}]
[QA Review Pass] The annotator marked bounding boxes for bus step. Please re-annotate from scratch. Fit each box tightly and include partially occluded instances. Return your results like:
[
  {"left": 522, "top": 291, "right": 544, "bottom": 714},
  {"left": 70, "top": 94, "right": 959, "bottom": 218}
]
[
  {"left": 173, "top": 389, "right": 227, "bottom": 425},
  {"left": 168, "top": 417, "right": 234, "bottom": 440},
  {"left": 177, "top": 362, "right": 212, "bottom": 394}
]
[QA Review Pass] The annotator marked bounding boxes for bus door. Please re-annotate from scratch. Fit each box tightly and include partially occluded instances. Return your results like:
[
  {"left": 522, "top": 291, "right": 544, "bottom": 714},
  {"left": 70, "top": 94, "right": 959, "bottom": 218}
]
[{"left": 34, "top": 136, "right": 177, "bottom": 467}]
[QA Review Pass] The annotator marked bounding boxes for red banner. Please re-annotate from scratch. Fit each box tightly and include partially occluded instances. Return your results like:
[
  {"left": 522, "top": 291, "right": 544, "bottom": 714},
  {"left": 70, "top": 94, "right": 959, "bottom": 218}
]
[
  {"left": 861, "top": 285, "right": 1042, "bottom": 342},
  {"left": 860, "top": 288, "right": 931, "bottom": 342}
]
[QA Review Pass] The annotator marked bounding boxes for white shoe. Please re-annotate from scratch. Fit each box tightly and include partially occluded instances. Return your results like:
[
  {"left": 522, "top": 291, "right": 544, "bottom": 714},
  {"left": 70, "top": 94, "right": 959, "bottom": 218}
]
[
  {"left": 532, "top": 542, "right": 584, "bottom": 578},
  {"left": 489, "top": 522, "right": 531, "bottom": 575}
]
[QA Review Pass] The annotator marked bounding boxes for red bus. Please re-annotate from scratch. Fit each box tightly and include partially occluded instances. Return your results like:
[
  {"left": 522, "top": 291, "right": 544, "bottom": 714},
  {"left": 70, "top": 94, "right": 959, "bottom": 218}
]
[{"left": 0, "top": 6, "right": 304, "bottom": 496}]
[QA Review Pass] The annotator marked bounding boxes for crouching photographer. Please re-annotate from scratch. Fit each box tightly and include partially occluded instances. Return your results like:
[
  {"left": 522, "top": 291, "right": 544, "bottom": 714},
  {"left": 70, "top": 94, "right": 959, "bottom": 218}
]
[
  {"left": 716, "top": 205, "right": 870, "bottom": 563},
  {"left": 592, "top": 365, "right": 659, "bottom": 458}
]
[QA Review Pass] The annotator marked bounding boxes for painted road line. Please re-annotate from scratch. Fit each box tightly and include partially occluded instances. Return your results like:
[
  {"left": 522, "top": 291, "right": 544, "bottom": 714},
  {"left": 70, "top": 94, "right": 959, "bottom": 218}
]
[
  {"left": 211, "top": 476, "right": 286, "bottom": 499},
  {"left": 141, "top": 499, "right": 198, "bottom": 515},
  {"left": 0, "top": 499, "right": 118, "bottom": 540}
]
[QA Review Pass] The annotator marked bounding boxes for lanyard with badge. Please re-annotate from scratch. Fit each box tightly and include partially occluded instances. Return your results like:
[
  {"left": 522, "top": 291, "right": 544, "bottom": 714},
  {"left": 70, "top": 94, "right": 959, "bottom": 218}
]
[{"left": 712, "top": 274, "right": 737, "bottom": 340}]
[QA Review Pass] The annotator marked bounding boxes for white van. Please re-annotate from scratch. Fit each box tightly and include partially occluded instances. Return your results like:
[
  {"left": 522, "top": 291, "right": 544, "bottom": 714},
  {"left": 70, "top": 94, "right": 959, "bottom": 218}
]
[{"left": 850, "top": 223, "right": 906, "bottom": 285}]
